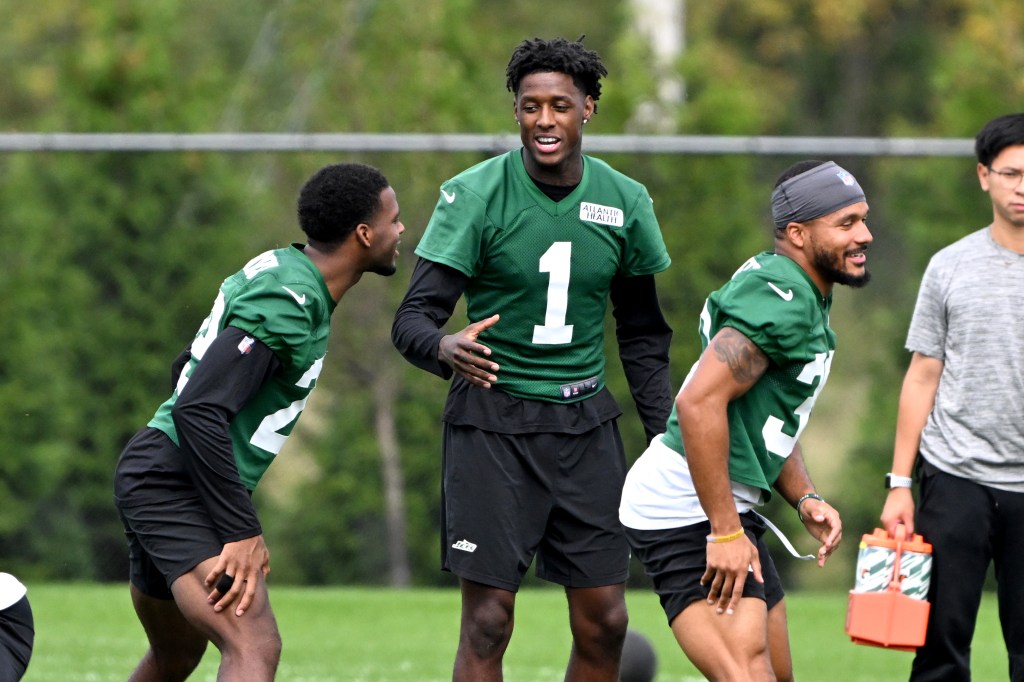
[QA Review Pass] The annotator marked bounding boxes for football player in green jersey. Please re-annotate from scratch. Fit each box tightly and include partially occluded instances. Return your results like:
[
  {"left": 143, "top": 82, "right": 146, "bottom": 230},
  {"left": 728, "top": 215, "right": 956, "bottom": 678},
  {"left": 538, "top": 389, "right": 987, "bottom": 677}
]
[
  {"left": 393, "top": 37, "right": 673, "bottom": 681},
  {"left": 620, "top": 160, "right": 872, "bottom": 681},
  {"left": 113, "top": 163, "right": 404, "bottom": 682}
]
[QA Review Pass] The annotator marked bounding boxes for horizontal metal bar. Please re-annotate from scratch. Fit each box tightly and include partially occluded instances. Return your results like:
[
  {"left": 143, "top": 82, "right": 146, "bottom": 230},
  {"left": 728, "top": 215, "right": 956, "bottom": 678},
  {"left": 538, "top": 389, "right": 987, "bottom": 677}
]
[{"left": 0, "top": 133, "right": 975, "bottom": 156}]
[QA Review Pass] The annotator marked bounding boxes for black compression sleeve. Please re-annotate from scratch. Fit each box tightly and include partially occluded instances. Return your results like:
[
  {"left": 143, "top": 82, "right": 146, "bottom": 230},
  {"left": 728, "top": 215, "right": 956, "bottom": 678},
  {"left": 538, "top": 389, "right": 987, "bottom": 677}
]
[
  {"left": 170, "top": 345, "right": 191, "bottom": 389},
  {"left": 171, "top": 326, "right": 280, "bottom": 542},
  {"left": 610, "top": 273, "right": 674, "bottom": 444},
  {"left": 391, "top": 258, "right": 468, "bottom": 379}
]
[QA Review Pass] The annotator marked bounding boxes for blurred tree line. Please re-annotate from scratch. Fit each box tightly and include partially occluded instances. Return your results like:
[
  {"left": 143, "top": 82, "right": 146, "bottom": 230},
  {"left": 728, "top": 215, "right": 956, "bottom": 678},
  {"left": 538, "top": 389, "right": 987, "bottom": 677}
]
[{"left": 0, "top": 0, "right": 1021, "bottom": 589}]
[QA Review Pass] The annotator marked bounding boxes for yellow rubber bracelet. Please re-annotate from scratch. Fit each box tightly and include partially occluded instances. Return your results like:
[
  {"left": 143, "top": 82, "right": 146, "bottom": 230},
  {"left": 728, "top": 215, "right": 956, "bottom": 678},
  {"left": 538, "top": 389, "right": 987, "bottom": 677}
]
[{"left": 706, "top": 528, "right": 746, "bottom": 544}]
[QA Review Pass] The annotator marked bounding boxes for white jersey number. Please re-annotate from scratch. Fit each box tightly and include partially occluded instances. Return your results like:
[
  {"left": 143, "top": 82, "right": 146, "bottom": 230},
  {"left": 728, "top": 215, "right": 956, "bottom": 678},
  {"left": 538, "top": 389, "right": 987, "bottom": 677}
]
[
  {"left": 250, "top": 356, "right": 325, "bottom": 455},
  {"left": 761, "top": 351, "right": 834, "bottom": 458},
  {"left": 532, "top": 241, "right": 574, "bottom": 345}
]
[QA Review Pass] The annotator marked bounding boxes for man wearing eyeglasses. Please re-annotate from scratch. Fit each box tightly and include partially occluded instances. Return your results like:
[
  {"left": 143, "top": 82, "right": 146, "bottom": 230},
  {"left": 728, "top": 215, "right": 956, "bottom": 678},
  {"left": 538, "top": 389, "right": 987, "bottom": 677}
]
[{"left": 880, "top": 113, "right": 1024, "bottom": 682}]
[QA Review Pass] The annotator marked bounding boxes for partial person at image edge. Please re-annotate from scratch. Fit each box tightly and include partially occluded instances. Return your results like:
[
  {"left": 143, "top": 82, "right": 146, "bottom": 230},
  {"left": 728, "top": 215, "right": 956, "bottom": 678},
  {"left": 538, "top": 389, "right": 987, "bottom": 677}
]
[{"left": 880, "top": 113, "right": 1024, "bottom": 682}]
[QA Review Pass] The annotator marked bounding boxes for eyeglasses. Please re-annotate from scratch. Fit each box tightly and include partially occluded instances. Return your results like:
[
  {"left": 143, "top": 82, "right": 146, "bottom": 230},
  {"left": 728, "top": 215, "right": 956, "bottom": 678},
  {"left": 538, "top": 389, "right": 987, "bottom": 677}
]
[{"left": 987, "top": 166, "right": 1024, "bottom": 188}]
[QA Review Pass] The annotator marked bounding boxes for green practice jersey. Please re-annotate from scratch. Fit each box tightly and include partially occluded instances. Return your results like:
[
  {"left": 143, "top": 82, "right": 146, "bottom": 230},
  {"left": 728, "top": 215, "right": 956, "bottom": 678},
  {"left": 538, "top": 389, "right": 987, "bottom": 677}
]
[
  {"left": 148, "top": 244, "right": 336, "bottom": 489},
  {"left": 661, "top": 252, "right": 836, "bottom": 495},
  {"left": 415, "top": 150, "right": 671, "bottom": 402}
]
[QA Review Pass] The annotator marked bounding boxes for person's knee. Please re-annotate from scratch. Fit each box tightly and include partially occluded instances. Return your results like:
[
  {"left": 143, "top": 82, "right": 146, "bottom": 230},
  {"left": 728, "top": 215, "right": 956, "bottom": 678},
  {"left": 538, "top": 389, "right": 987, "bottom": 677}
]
[
  {"left": 217, "top": 624, "right": 281, "bottom": 677},
  {"left": 461, "top": 594, "right": 514, "bottom": 655},
  {"left": 255, "top": 629, "right": 283, "bottom": 667},
  {"left": 150, "top": 641, "right": 208, "bottom": 681},
  {"left": 570, "top": 593, "right": 629, "bottom": 648}
]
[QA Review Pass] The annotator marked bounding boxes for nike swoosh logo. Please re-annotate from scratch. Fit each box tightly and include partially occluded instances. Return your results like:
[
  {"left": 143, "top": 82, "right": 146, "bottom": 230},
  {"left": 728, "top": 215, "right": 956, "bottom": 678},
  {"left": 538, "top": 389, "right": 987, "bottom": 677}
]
[
  {"left": 441, "top": 188, "right": 456, "bottom": 204},
  {"left": 767, "top": 282, "right": 794, "bottom": 301},
  {"left": 282, "top": 286, "right": 306, "bottom": 305}
]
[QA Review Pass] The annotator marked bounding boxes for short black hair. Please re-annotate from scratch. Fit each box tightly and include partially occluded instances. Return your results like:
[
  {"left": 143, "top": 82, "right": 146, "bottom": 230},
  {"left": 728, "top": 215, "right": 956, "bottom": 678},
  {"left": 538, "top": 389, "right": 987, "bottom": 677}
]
[
  {"left": 774, "top": 160, "right": 828, "bottom": 189},
  {"left": 297, "top": 163, "right": 389, "bottom": 246},
  {"left": 505, "top": 37, "right": 608, "bottom": 112},
  {"left": 975, "top": 113, "right": 1024, "bottom": 167}
]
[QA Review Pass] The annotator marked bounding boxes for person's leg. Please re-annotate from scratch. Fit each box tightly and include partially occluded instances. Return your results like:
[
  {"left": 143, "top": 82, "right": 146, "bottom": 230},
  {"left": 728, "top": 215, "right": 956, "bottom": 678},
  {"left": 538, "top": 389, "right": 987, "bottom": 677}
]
[
  {"left": 911, "top": 462, "right": 993, "bottom": 682},
  {"left": 564, "top": 583, "right": 628, "bottom": 682},
  {"left": 127, "top": 584, "right": 208, "bottom": 682},
  {"left": 992, "top": 487, "right": 1024, "bottom": 681},
  {"left": 454, "top": 579, "right": 516, "bottom": 682},
  {"left": 169, "top": 557, "right": 281, "bottom": 682},
  {"left": 441, "top": 425, "right": 550, "bottom": 681},
  {"left": 766, "top": 600, "right": 793, "bottom": 682},
  {"left": 759, "top": 535, "right": 791, "bottom": 682},
  {"left": 671, "top": 597, "right": 773, "bottom": 681},
  {"left": 537, "top": 422, "right": 631, "bottom": 681}
]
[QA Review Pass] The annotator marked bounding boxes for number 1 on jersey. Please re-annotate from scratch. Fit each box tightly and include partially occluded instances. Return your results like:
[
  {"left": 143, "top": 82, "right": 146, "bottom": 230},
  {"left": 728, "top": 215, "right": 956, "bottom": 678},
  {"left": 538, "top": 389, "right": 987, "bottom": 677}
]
[{"left": 533, "top": 241, "right": 574, "bottom": 345}]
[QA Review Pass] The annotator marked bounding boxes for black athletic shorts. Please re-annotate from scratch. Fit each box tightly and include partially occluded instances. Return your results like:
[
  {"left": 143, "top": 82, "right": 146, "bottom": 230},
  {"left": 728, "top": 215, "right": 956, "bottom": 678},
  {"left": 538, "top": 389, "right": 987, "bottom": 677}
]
[
  {"left": 625, "top": 511, "right": 784, "bottom": 625},
  {"left": 115, "top": 428, "right": 223, "bottom": 600},
  {"left": 441, "top": 420, "right": 630, "bottom": 591},
  {"left": 0, "top": 596, "right": 33, "bottom": 682}
]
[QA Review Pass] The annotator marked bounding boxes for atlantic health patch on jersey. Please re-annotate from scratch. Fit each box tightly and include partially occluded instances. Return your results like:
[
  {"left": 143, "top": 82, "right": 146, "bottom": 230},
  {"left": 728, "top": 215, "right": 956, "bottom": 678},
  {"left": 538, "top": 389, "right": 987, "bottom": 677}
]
[{"left": 579, "top": 202, "right": 624, "bottom": 227}]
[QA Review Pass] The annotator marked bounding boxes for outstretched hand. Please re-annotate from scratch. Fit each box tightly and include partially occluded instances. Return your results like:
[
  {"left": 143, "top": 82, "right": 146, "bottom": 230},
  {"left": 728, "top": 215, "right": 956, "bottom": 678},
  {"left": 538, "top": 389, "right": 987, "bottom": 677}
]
[
  {"left": 799, "top": 498, "right": 842, "bottom": 567},
  {"left": 438, "top": 314, "right": 501, "bottom": 388},
  {"left": 204, "top": 535, "right": 271, "bottom": 617}
]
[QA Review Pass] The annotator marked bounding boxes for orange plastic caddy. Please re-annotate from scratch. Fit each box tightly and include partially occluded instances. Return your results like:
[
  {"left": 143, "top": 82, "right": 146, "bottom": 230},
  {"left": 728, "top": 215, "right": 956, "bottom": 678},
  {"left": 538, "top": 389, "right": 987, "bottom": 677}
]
[{"left": 845, "top": 527, "right": 932, "bottom": 651}]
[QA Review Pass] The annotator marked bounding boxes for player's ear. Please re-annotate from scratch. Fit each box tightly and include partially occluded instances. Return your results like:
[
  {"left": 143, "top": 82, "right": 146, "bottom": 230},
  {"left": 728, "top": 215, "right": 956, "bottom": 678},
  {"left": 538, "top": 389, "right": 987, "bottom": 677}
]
[
  {"left": 355, "top": 223, "right": 373, "bottom": 249},
  {"left": 784, "top": 221, "right": 808, "bottom": 248}
]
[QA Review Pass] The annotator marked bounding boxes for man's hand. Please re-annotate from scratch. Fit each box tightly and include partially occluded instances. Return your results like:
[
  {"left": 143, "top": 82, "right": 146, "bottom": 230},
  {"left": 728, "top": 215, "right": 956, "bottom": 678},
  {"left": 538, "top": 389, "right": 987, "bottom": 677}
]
[
  {"left": 881, "top": 488, "right": 916, "bottom": 537},
  {"left": 701, "top": 533, "right": 762, "bottom": 616},
  {"left": 798, "top": 497, "right": 843, "bottom": 567},
  {"left": 204, "top": 535, "right": 271, "bottom": 617},
  {"left": 438, "top": 314, "right": 501, "bottom": 387}
]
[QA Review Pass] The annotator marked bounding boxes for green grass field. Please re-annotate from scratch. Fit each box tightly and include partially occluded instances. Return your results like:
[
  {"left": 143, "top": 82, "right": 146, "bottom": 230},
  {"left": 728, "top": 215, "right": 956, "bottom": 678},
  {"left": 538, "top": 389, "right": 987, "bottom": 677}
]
[{"left": 21, "top": 583, "right": 1007, "bottom": 681}]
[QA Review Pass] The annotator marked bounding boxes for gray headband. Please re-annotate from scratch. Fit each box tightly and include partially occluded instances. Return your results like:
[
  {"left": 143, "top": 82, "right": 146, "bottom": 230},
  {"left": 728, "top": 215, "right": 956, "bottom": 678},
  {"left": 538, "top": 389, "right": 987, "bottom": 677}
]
[{"left": 771, "top": 161, "right": 865, "bottom": 229}]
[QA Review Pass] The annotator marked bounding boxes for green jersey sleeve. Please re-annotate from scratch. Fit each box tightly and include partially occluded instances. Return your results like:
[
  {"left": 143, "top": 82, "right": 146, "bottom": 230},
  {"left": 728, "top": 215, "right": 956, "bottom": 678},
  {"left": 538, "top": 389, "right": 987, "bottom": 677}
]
[
  {"left": 225, "top": 275, "right": 320, "bottom": 372},
  {"left": 711, "top": 270, "right": 820, "bottom": 365},
  {"left": 415, "top": 181, "right": 491, "bottom": 278},
  {"left": 618, "top": 185, "right": 671, "bottom": 277}
]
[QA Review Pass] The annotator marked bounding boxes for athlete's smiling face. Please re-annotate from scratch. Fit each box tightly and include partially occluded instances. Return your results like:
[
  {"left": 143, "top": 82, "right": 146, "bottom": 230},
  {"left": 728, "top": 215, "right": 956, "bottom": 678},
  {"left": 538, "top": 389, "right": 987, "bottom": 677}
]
[
  {"left": 804, "top": 201, "right": 873, "bottom": 289},
  {"left": 514, "top": 71, "right": 594, "bottom": 186}
]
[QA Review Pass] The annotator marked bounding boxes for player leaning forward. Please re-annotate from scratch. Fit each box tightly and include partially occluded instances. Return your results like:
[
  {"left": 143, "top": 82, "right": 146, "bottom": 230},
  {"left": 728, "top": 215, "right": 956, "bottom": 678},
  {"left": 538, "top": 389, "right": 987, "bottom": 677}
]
[
  {"left": 113, "top": 163, "right": 404, "bottom": 681},
  {"left": 620, "top": 160, "right": 873, "bottom": 681}
]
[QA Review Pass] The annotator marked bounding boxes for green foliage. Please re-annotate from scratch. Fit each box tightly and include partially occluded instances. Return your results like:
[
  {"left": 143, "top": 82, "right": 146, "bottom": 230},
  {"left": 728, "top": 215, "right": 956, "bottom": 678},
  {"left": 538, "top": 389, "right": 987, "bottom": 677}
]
[{"left": 2, "top": 0, "right": 1023, "bottom": 588}]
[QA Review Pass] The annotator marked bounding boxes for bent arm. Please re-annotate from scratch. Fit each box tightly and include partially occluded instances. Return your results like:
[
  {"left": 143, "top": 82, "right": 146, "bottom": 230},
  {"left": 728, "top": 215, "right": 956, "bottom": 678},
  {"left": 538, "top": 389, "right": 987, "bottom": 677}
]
[
  {"left": 172, "top": 326, "right": 280, "bottom": 542},
  {"left": 611, "top": 273, "right": 673, "bottom": 443},
  {"left": 774, "top": 444, "right": 842, "bottom": 566},
  {"left": 391, "top": 258, "right": 467, "bottom": 378}
]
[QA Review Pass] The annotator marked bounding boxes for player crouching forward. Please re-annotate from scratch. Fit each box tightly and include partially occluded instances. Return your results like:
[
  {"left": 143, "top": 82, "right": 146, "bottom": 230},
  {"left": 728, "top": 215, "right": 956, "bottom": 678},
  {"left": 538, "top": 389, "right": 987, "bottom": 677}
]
[
  {"left": 620, "top": 160, "right": 873, "bottom": 681},
  {"left": 113, "top": 163, "right": 404, "bottom": 682}
]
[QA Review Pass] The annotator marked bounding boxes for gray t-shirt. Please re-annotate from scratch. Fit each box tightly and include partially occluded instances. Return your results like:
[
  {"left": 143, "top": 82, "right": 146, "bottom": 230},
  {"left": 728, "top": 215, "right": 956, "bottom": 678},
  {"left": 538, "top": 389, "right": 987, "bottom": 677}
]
[{"left": 906, "top": 227, "right": 1024, "bottom": 492}]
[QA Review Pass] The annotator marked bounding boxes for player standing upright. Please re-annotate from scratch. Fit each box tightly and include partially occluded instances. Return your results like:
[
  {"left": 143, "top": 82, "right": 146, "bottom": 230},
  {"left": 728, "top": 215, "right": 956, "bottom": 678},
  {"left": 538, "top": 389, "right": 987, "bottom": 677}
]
[
  {"left": 392, "top": 37, "right": 673, "bottom": 681},
  {"left": 881, "top": 113, "right": 1024, "bottom": 681},
  {"left": 114, "top": 163, "right": 404, "bottom": 681}
]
